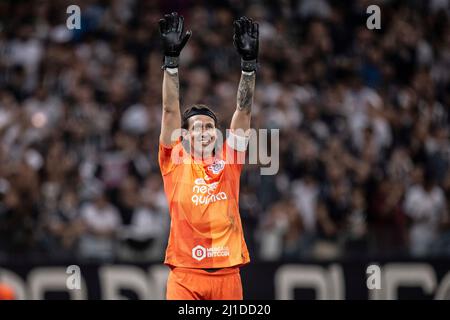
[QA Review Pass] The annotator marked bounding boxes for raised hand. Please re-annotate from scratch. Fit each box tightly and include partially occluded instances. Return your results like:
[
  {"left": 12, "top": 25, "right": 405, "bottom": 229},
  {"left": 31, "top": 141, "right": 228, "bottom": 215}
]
[
  {"left": 233, "top": 16, "right": 259, "bottom": 72},
  {"left": 159, "top": 12, "right": 192, "bottom": 68}
]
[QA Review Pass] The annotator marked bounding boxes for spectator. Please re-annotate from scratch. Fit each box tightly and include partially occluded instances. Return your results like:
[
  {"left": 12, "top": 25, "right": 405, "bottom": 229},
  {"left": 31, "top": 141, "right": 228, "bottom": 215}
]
[
  {"left": 43, "top": 188, "right": 84, "bottom": 260},
  {"left": 258, "top": 197, "right": 302, "bottom": 261},
  {"left": 116, "top": 175, "right": 168, "bottom": 261},
  {"left": 404, "top": 169, "right": 448, "bottom": 257},
  {"left": 78, "top": 187, "right": 121, "bottom": 262}
]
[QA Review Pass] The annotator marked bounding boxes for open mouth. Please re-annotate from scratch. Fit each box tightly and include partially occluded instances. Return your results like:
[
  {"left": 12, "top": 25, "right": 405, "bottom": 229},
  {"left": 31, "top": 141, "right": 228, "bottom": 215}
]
[
  {"left": 200, "top": 139, "right": 212, "bottom": 146},
  {"left": 195, "top": 136, "right": 214, "bottom": 147}
]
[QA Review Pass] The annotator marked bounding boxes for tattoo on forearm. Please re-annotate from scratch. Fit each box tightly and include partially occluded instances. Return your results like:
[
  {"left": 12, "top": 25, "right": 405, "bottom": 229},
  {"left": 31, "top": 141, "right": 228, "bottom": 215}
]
[{"left": 237, "top": 72, "right": 255, "bottom": 114}]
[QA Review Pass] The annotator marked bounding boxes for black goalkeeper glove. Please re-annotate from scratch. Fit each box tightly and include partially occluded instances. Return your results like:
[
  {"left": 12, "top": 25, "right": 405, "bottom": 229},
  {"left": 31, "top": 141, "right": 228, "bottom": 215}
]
[
  {"left": 233, "top": 16, "right": 259, "bottom": 72},
  {"left": 159, "top": 12, "right": 192, "bottom": 69}
]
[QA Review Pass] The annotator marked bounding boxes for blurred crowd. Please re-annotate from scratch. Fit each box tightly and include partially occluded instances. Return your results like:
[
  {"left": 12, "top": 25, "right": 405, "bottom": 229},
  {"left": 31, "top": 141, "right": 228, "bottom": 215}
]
[{"left": 0, "top": 0, "right": 449, "bottom": 263}]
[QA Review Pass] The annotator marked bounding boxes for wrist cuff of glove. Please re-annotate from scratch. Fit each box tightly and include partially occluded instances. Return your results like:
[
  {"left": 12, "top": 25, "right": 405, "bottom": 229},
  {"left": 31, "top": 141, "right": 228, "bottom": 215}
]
[
  {"left": 241, "top": 59, "right": 257, "bottom": 72},
  {"left": 162, "top": 56, "right": 179, "bottom": 69}
]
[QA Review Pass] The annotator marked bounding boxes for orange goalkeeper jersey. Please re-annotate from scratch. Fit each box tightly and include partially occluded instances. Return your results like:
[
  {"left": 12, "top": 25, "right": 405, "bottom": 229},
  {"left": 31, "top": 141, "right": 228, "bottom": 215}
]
[{"left": 158, "top": 137, "right": 250, "bottom": 269}]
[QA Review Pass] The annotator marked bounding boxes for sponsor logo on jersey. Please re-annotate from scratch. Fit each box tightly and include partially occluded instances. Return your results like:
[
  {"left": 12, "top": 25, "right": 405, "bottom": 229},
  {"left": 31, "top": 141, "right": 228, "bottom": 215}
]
[
  {"left": 192, "top": 245, "right": 230, "bottom": 261},
  {"left": 191, "top": 177, "right": 227, "bottom": 206}
]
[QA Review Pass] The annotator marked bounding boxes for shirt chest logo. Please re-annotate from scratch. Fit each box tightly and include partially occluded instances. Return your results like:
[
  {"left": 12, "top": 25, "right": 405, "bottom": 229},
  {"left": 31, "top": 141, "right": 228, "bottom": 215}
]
[{"left": 191, "top": 177, "right": 227, "bottom": 206}]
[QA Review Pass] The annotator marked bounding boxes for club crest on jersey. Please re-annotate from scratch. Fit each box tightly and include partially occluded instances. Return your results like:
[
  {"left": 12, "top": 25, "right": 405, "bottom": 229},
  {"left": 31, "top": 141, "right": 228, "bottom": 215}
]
[{"left": 207, "top": 159, "right": 225, "bottom": 174}]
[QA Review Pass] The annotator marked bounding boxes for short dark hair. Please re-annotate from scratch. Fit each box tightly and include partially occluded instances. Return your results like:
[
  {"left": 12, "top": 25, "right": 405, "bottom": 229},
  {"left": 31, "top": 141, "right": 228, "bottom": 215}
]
[{"left": 181, "top": 104, "right": 219, "bottom": 130}]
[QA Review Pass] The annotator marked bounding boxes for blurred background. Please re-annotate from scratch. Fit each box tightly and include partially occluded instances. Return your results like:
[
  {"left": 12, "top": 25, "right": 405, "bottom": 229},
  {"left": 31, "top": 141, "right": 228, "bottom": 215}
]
[{"left": 0, "top": 0, "right": 449, "bottom": 299}]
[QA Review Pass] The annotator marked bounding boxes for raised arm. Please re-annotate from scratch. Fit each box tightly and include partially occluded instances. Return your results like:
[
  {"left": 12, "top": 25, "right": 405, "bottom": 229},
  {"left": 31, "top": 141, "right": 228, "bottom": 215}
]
[
  {"left": 230, "top": 17, "right": 259, "bottom": 134},
  {"left": 160, "top": 69, "right": 181, "bottom": 146},
  {"left": 231, "top": 69, "right": 256, "bottom": 132},
  {"left": 158, "top": 12, "right": 191, "bottom": 146}
]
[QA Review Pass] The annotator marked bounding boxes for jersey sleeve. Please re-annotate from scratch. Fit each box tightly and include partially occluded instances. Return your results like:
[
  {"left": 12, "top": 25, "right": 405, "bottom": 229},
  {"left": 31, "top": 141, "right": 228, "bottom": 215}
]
[{"left": 158, "top": 139, "right": 182, "bottom": 176}]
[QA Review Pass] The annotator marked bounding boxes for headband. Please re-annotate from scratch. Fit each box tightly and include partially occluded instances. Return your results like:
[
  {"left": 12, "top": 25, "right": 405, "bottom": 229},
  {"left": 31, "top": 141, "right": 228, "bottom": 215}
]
[{"left": 183, "top": 107, "right": 218, "bottom": 124}]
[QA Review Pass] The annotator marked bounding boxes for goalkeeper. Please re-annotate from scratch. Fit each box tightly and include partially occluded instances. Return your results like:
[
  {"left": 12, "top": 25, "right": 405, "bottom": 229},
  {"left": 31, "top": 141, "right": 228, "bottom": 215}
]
[{"left": 157, "top": 12, "right": 258, "bottom": 300}]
